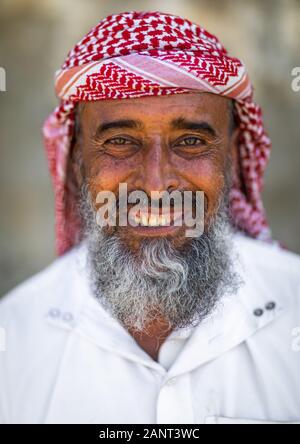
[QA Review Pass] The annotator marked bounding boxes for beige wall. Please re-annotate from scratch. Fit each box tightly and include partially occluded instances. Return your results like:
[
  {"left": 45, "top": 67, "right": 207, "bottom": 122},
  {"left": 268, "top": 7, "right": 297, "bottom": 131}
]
[{"left": 0, "top": 0, "right": 300, "bottom": 295}]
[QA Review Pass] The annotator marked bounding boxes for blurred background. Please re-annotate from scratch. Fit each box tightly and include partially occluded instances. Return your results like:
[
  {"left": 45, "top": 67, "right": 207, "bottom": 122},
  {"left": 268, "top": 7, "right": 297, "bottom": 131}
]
[{"left": 0, "top": 0, "right": 299, "bottom": 296}]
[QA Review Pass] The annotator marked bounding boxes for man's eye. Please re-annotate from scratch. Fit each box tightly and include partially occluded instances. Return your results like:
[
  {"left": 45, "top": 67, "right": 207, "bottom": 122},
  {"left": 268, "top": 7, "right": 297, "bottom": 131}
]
[
  {"left": 106, "top": 137, "right": 131, "bottom": 145},
  {"left": 177, "top": 137, "right": 205, "bottom": 146}
]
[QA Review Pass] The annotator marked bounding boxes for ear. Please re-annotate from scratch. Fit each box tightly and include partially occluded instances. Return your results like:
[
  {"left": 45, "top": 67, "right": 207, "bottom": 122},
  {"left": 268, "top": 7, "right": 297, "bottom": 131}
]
[
  {"left": 229, "top": 127, "right": 240, "bottom": 182},
  {"left": 69, "top": 102, "right": 86, "bottom": 189},
  {"left": 69, "top": 136, "right": 85, "bottom": 190}
]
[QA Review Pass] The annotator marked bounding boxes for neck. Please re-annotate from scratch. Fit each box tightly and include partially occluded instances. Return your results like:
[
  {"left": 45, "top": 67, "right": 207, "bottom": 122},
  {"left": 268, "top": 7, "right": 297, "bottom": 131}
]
[{"left": 127, "top": 313, "right": 173, "bottom": 361}]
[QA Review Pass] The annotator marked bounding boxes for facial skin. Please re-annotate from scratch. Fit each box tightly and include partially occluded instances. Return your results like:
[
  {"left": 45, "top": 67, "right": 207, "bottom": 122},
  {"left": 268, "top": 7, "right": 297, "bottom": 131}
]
[
  {"left": 72, "top": 92, "right": 240, "bottom": 360},
  {"left": 73, "top": 92, "right": 239, "bottom": 251}
]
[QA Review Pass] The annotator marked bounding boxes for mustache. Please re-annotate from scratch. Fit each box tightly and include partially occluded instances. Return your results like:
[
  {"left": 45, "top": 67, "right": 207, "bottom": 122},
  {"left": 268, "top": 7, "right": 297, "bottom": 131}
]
[{"left": 109, "top": 189, "right": 208, "bottom": 212}]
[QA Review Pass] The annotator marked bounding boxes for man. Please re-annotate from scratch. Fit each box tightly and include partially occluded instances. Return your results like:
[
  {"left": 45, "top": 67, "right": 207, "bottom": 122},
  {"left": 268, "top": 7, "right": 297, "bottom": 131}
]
[{"left": 0, "top": 11, "right": 300, "bottom": 424}]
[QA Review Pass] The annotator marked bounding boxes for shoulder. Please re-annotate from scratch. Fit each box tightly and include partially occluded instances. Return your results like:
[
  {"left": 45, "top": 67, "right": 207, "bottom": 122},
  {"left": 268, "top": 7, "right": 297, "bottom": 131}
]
[
  {"left": 234, "top": 232, "right": 300, "bottom": 277},
  {"left": 0, "top": 243, "right": 85, "bottom": 326},
  {"left": 0, "top": 242, "right": 87, "bottom": 369},
  {"left": 233, "top": 232, "right": 300, "bottom": 312},
  {"left": 0, "top": 243, "right": 88, "bottom": 423}
]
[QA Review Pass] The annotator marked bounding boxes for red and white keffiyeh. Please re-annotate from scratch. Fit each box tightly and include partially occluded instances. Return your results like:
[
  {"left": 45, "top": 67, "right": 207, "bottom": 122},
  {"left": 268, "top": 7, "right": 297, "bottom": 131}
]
[{"left": 43, "top": 11, "right": 272, "bottom": 256}]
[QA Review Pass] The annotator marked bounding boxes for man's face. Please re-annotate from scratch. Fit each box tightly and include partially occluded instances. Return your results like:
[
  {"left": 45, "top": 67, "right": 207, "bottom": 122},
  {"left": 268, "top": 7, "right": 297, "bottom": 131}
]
[
  {"left": 74, "top": 92, "right": 240, "bottom": 333},
  {"left": 75, "top": 92, "right": 237, "bottom": 250}
]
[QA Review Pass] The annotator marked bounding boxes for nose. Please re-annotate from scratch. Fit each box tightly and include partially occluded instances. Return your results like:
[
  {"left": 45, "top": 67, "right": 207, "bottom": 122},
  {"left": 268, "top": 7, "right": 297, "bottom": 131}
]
[{"left": 135, "top": 141, "right": 179, "bottom": 194}]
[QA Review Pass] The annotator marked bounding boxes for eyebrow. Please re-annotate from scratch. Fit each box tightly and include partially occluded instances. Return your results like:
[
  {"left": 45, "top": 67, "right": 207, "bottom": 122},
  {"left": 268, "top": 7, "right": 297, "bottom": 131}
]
[
  {"left": 171, "top": 117, "right": 217, "bottom": 137},
  {"left": 93, "top": 116, "right": 218, "bottom": 139},
  {"left": 94, "top": 119, "right": 142, "bottom": 138}
]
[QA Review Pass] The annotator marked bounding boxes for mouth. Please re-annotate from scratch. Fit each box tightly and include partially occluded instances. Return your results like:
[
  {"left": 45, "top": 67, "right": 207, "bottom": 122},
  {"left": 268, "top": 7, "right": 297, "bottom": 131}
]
[
  {"left": 129, "top": 209, "right": 182, "bottom": 226},
  {"left": 126, "top": 208, "right": 186, "bottom": 237}
]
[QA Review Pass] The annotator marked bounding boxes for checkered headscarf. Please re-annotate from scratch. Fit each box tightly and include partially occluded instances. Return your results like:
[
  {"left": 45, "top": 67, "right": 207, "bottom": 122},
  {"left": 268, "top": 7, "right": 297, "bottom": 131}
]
[{"left": 43, "top": 11, "right": 272, "bottom": 255}]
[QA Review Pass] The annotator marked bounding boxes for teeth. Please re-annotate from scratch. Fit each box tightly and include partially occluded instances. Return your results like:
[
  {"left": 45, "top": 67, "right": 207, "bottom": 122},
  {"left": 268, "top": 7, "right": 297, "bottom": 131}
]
[
  {"left": 148, "top": 215, "right": 159, "bottom": 226},
  {"left": 131, "top": 213, "right": 171, "bottom": 227},
  {"left": 141, "top": 215, "right": 149, "bottom": 226},
  {"left": 142, "top": 214, "right": 170, "bottom": 226},
  {"left": 160, "top": 215, "right": 168, "bottom": 226}
]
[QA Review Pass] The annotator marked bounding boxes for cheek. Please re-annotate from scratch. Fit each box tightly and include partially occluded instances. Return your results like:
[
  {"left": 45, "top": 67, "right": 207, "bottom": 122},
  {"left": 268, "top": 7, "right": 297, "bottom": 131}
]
[
  {"left": 182, "top": 156, "right": 225, "bottom": 189},
  {"left": 178, "top": 157, "right": 226, "bottom": 212},
  {"left": 86, "top": 155, "right": 138, "bottom": 200}
]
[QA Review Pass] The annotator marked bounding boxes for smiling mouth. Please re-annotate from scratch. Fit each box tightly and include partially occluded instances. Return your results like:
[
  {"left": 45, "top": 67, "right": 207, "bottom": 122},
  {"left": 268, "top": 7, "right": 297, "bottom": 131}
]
[{"left": 128, "top": 209, "right": 183, "bottom": 227}]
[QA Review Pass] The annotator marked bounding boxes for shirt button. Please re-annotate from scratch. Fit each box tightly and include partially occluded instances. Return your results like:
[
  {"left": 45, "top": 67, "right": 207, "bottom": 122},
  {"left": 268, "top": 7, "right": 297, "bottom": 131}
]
[
  {"left": 48, "top": 308, "right": 61, "bottom": 318},
  {"left": 62, "top": 312, "right": 74, "bottom": 322},
  {"left": 166, "top": 377, "right": 177, "bottom": 386},
  {"left": 253, "top": 308, "right": 264, "bottom": 317},
  {"left": 265, "top": 301, "right": 276, "bottom": 310}
]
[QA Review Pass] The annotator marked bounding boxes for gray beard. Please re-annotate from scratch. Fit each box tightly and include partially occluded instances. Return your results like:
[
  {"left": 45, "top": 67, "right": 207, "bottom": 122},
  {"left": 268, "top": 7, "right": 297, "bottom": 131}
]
[{"left": 79, "top": 185, "right": 241, "bottom": 334}]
